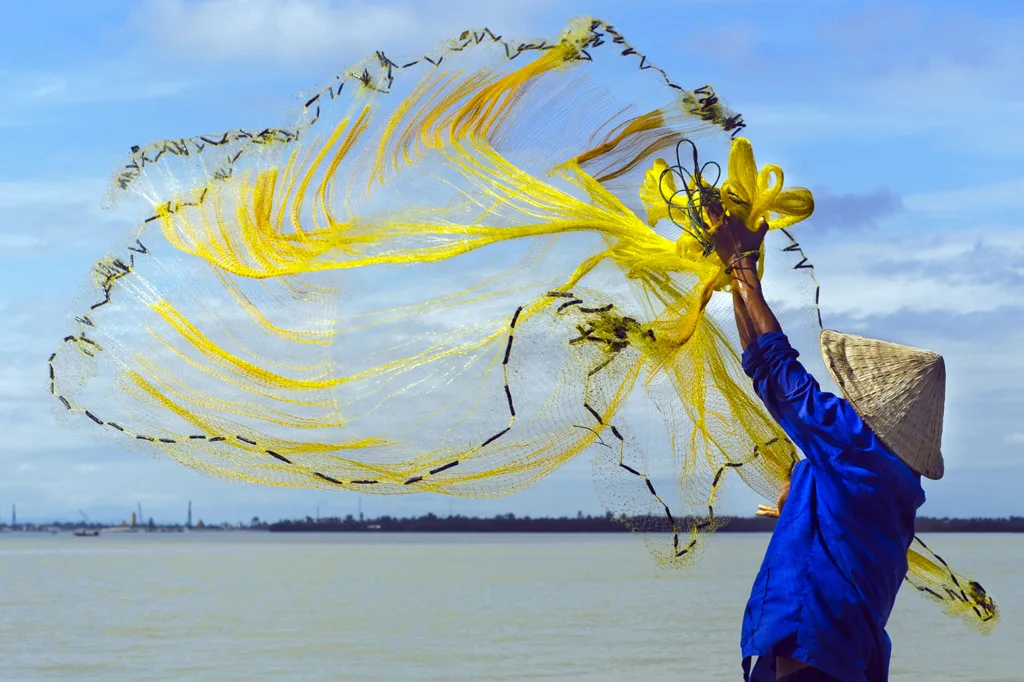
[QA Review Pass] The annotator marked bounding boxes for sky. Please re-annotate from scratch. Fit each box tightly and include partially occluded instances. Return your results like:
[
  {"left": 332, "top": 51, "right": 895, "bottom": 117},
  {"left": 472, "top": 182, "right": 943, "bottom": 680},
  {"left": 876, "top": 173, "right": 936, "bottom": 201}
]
[{"left": 1, "top": 0, "right": 1022, "bottom": 525}]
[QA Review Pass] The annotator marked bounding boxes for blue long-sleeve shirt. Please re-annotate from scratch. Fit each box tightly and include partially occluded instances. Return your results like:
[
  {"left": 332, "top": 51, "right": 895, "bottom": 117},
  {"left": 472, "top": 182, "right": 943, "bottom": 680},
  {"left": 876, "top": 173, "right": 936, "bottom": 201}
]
[{"left": 739, "top": 333, "right": 925, "bottom": 682}]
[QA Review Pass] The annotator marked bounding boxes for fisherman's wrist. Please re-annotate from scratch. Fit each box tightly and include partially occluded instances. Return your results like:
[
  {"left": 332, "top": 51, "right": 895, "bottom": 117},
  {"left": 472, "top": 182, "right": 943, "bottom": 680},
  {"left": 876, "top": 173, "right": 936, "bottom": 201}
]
[{"left": 725, "top": 251, "right": 760, "bottom": 276}]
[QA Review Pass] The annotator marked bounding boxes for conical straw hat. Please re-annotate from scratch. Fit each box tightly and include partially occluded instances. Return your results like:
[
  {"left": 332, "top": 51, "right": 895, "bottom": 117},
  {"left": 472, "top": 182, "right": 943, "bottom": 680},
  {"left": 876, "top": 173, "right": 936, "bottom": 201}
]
[{"left": 819, "top": 330, "right": 945, "bottom": 480}]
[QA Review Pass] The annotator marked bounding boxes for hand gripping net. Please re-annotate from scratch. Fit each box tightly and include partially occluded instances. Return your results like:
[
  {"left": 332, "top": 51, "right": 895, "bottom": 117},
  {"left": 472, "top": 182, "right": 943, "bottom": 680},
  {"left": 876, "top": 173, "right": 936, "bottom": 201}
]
[{"left": 50, "top": 17, "right": 996, "bottom": 631}]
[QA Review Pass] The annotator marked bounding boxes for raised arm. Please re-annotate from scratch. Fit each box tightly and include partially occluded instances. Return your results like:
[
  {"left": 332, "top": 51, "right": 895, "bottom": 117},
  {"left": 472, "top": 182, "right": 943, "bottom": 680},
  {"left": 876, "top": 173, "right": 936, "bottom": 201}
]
[
  {"left": 710, "top": 205, "right": 858, "bottom": 473},
  {"left": 730, "top": 262, "right": 782, "bottom": 346}
]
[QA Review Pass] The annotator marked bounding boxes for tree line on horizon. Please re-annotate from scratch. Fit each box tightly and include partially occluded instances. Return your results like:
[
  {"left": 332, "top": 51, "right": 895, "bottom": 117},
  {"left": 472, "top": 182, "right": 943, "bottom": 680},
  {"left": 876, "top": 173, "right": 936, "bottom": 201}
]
[
  {"left": 265, "top": 512, "right": 1024, "bottom": 533},
  {"left": 5, "top": 512, "right": 1024, "bottom": 533}
]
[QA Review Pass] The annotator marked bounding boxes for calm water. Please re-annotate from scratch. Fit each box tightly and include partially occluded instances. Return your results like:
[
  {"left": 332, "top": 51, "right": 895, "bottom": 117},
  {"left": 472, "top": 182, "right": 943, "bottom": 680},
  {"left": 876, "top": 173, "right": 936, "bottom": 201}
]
[{"left": 0, "top": 532, "right": 1017, "bottom": 681}]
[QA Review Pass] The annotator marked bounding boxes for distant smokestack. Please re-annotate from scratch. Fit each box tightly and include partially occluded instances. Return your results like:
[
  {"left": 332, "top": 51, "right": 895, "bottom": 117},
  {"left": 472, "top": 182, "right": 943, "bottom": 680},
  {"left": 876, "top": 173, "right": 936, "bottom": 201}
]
[{"left": 187, "top": 501, "right": 192, "bottom": 528}]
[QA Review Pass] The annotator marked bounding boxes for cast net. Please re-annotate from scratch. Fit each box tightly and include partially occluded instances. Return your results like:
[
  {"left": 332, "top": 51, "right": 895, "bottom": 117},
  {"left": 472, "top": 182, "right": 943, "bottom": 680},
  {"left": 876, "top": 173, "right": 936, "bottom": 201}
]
[{"left": 49, "top": 18, "right": 995, "bottom": 630}]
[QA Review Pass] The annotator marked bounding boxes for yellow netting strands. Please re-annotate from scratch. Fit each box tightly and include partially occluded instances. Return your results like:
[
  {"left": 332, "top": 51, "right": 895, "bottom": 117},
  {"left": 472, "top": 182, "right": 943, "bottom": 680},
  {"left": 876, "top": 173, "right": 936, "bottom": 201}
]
[{"left": 51, "top": 18, "right": 995, "bottom": 630}]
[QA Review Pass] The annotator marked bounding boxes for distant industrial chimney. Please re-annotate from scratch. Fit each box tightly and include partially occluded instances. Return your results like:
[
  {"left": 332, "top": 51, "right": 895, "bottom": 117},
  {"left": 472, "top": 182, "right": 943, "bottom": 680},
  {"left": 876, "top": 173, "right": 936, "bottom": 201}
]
[
  {"left": 187, "top": 501, "right": 192, "bottom": 528},
  {"left": 11, "top": 504, "right": 15, "bottom": 528}
]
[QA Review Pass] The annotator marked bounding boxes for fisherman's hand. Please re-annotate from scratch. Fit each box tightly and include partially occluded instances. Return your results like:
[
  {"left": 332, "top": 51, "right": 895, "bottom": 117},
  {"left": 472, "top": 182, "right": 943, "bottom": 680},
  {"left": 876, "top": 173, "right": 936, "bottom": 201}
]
[
  {"left": 757, "top": 480, "right": 789, "bottom": 519},
  {"left": 707, "top": 202, "right": 768, "bottom": 270}
]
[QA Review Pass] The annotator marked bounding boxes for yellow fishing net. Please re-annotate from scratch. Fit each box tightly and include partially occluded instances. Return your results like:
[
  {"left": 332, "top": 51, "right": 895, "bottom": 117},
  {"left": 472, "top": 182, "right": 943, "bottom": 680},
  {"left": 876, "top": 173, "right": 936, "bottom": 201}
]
[{"left": 51, "top": 18, "right": 996, "bottom": 630}]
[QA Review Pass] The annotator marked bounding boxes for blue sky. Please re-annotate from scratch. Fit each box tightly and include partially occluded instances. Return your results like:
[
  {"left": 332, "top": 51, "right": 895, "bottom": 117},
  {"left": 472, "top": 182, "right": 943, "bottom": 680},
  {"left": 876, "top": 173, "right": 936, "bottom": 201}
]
[{"left": 1, "top": 0, "right": 1022, "bottom": 525}]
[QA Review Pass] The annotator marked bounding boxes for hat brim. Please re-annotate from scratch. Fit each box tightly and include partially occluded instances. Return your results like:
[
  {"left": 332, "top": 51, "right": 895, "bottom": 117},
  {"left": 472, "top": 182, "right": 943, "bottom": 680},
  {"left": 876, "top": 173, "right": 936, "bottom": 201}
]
[{"left": 819, "top": 329, "right": 945, "bottom": 481}]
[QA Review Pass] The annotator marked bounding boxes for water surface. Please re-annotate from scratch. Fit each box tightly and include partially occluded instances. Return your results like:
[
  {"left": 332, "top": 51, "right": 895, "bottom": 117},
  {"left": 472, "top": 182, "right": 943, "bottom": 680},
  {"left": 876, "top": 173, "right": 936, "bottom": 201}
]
[{"left": 0, "top": 532, "right": 1017, "bottom": 680}]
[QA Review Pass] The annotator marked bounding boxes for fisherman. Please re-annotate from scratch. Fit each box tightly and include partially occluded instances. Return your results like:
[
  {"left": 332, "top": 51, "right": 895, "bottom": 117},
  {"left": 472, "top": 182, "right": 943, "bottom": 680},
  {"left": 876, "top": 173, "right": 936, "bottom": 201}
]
[{"left": 710, "top": 204, "right": 946, "bottom": 682}]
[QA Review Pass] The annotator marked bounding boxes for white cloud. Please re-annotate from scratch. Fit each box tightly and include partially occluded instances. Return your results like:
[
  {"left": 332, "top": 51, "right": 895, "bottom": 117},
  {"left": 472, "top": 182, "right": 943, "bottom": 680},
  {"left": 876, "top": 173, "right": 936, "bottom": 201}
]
[
  {"left": 815, "top": 268, "right": 1018, "bottom": 318},
  {"left": 0, "top": 67, "right": 191, "bottom": 112},
  {"left": 30, "top": 78, "right": 67, "bottom": 98},
  {"left": 0, "top": 179, "right": 105, "bottom": 208},
  {"left": 132, "top": 0, "right": 551, "bottom": 65},
  {"left": 0, "top": 177, "right": 136, "bottom": 257},
  {"left": 137, "top": 0, "right": 413, "bottom": 63},
  {"left": 0, "top": 234, "right": 45, "bottom": 249},
  {"left": 766, "top": 221, "right": 1024, "bottom": 319},
  {"left": 1007, "top": 433, "right": 1024, "bottom": 445},
  {"left": 782, "top": 215, "right": 1024, "bottom": 315},
  {"left": 903, "top": 178, "right": 1024, "bottom": 214}
]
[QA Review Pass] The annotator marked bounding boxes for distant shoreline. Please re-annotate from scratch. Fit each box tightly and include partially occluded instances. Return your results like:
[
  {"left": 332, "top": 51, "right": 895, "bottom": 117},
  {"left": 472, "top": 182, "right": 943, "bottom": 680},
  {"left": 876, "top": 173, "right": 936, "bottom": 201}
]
[
  {"left": 266, "top": 514, "right": 1024, "bottom": 534},
  {"left": 5, "top": 514, "right": 1023, "bottom": 534}
]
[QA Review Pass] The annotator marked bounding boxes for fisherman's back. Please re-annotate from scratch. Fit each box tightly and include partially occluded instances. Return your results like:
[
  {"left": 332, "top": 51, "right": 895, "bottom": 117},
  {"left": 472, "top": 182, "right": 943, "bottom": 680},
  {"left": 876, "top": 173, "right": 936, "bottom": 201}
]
[{"left": 740, "top": 332, "right": 925, "bottom": 682}]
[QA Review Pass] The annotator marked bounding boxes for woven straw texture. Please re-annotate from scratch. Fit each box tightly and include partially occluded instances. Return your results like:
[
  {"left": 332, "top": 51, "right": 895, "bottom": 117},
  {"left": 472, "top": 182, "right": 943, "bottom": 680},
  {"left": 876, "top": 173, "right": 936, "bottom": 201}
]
[{"left": 820, "top": 330, "right": 945, "bottom": 480}]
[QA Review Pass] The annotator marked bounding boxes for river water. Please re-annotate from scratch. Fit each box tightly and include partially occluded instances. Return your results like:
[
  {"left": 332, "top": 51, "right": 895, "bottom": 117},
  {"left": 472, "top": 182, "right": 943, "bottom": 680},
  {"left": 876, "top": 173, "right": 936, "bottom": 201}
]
[{"left": 0, "top": 532, "right": 1017, "bottom": 681}]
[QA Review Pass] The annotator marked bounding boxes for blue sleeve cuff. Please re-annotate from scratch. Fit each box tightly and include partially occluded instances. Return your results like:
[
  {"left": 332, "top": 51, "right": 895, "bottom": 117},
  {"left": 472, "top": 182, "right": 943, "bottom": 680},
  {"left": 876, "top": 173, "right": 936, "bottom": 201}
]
[{"left": 741, "top": 332, "right": 798, "bottom": 379}]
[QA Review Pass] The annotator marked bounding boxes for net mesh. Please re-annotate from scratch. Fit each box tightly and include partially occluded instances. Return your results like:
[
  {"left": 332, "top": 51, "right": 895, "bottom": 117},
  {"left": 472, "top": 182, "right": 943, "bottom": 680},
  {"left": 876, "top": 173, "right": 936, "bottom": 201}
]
[{"left": 50, "top": 17, "right": 996, "bottom": 631}]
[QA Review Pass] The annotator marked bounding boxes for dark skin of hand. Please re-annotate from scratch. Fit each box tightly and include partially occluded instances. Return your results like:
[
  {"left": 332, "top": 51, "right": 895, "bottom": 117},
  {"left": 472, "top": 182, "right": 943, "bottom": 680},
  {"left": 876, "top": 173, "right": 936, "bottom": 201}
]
[{"left": 708, "top": 202, "right": 805, "bottom": 679}]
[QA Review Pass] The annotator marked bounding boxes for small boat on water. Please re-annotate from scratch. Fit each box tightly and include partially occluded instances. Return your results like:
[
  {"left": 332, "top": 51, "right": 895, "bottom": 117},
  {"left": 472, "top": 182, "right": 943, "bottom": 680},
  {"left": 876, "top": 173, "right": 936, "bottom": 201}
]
[{"left": 73, "top": 529, "right": 100, "bottom": 537}]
